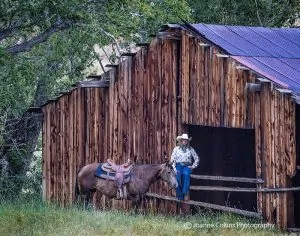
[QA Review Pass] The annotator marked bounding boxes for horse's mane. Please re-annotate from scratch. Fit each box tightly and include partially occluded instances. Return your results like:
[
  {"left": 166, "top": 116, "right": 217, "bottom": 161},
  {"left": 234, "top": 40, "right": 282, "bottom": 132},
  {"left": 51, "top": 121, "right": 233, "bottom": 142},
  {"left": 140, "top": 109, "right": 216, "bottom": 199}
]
[{"left": 131, "top": 163, "right": 164, "bottom": 172}]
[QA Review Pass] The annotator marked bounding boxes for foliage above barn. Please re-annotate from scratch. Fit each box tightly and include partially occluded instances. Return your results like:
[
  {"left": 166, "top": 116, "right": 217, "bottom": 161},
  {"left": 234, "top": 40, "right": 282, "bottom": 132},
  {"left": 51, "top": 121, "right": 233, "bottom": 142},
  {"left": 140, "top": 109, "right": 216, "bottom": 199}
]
[{"left": 0, "top": 0, "right": 192, "bottom": 198}]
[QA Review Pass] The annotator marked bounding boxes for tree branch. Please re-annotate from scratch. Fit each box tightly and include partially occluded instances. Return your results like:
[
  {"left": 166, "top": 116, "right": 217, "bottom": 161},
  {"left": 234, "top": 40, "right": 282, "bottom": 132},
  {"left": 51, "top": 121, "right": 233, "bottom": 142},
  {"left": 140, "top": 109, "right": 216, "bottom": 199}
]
[
  {"left": 93, "top": 49, "right": 106, "bottom": 72},
  {"left": 0, "top": 13, "right": 35, "bottom": 40},
  {"left": 0, "top": 18, "right": 25, "bottom": 41},
  {"left": 100, "top": 28, "right": 122, "bottom": 55},
  {"left": 0, "top": 28, "right": 14, "bottom": 41},
  {"left": 5, "top": 20, "right": 72, "bottom": 55},
  {"left": 254, "top": 0, "right": 263, "bottom": 26}
]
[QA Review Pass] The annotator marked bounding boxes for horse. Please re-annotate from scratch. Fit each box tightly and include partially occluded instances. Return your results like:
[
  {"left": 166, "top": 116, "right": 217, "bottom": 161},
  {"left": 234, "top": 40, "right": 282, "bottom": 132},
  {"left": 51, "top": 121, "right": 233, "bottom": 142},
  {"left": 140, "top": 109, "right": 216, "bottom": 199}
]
[{"left": 75, "top": 160, "right": 178, "bottom": 209}]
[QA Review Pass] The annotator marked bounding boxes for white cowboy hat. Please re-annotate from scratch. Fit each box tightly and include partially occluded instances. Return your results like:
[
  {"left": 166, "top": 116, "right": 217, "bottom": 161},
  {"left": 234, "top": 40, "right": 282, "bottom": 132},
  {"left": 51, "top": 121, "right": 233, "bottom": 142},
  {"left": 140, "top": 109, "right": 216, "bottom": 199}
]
[{"left": 176, "top": 133, "right": 192, "bottom": 141}]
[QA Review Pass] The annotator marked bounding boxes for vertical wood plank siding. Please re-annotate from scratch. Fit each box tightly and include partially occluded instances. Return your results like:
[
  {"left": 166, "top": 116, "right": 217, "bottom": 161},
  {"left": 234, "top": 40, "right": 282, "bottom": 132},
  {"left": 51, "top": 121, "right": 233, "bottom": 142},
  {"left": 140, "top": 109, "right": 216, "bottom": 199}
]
[{"left": 42, "top": 29, "right": 297, "bottom": 229}]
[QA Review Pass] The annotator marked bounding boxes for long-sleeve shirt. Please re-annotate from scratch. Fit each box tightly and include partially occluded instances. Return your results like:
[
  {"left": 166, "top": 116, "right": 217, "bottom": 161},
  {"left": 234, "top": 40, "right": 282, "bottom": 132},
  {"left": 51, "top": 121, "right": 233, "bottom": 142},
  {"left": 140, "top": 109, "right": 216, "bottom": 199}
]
[{"left": 170, "top": 146, "right": 200, "bottom": 170}]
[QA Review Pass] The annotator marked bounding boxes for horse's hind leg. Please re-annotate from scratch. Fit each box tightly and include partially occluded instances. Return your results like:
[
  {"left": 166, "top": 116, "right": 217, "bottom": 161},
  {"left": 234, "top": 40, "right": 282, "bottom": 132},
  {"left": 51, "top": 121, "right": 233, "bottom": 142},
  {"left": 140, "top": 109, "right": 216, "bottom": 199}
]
[
  {"left": 82, "top": 190, "right": 95, "bottom": 209},
  {"left": 131, "top": 199, "right": 140, "bottom": 214},
  {"left": 92, "top": 191, "right": 102, "bottom": 210},
  {"left": 75, "top": 185, "right": 93, "bottom": 209}
]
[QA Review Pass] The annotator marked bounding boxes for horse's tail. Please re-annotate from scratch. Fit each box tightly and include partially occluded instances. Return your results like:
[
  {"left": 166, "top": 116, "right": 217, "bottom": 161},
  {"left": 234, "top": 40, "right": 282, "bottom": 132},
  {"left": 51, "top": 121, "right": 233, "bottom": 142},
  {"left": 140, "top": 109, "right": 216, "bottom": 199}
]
[{"left": 74, "top": 170, "right": 81, "bottom": 203}]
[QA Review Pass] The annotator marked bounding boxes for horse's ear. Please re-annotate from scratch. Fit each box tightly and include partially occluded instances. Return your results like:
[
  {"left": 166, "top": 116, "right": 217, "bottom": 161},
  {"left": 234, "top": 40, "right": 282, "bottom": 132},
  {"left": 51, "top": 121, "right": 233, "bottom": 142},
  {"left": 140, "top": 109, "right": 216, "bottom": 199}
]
[
  {"left": 133, "top": 155, "right": 138, "bottom": 164},
  {"left": 163, "top": 151, "right": 168, "bottom": 164}
]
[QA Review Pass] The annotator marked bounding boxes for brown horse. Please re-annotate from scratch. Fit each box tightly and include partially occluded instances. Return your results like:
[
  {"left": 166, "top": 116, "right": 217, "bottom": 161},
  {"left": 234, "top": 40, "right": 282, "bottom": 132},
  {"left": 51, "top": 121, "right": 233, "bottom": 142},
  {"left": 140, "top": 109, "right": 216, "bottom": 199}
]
[{"left": 76, "top": 161, "right": 178, "bottom": 208}]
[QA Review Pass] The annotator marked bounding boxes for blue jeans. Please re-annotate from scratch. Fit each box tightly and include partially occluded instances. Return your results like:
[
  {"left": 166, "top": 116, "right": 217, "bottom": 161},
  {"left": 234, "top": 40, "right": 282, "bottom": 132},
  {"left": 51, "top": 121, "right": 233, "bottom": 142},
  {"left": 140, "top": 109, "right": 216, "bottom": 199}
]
[{"left": 175, "top": 163, "right": 191, "bottom": 200}]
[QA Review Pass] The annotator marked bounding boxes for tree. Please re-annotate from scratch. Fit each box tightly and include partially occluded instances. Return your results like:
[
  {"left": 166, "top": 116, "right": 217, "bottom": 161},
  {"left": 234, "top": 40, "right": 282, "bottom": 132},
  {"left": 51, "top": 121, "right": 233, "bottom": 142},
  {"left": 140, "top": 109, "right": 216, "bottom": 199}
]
[
  {"left": 0, "top": 0, "right": 192, "bottom": 198},
  {"left": 188, "top": 0, "right": 300, "bottom": 27}
]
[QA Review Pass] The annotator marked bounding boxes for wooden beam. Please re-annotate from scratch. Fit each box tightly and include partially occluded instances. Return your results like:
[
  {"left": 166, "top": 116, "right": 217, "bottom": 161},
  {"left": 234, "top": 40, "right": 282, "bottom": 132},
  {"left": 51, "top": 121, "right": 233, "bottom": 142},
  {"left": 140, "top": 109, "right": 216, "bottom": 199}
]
[
  {"left": 190, "top": 185, "right": 300, "bottom": 192},
  {"left": 105, "top": 64, "right": 119, "bottom": 68},
  {"left": 27, "top": 107, "right": 42, "bottom": 113},
  {"left": 161, "top": 23, "right": 180, "bottom": 29},
  {"left": 136, "top": 43, "right": 150, "bottom": 47},
  {"left": 236, "top": 65, "right": 249, "bottom": 70},
  {"left": 156, "top": 32, "right": 181, "bottom": 38},
  {"left": 157, "top": 36, "right": 181, "bottom": 40},
  {"left": 257, "top": 77, "right": 271, "bottom": 83},
  {"left": 190, "top": 174, "right": 264, "bottom": 184},
  {"left": 198, "top": 43, "right": 210, "bottom": 47},
  {"left": 145, "top": 193, "right": 262, "bottom": 219},
  {"left": 257, "top": 187, "right": 300, "bottom": 193},
  {"left": 190, "top": 186, "right": 257, "bottom": 192},
  {"left": 288, "top": 228, "right": 300, "bottom": 232},
  {"left": 215, "top": 53, "right": 229, "bottom": 58},
  {"left": 76, "top": 80, "right": 110, "bottom": 88},
  {"left": 58, "top": 89, "right": 74, "bottom": 95},
  {"left": 292, "top": 95, "right": 300, "bottom": 105},
  {"left": 41, "top": 98, "right": 58, "bottom": 106},
  {"left": 275, "top": 88, "right": 292, "bottom": 94},
  {"left": 87, "top": 75, "right": 102, "bottom": 79},
  {"left": 48, "top": 98, "right": 58, "bottom": 102},
  {"left": 121, "top": 52, "right": 136, "bottom": 57},
  {"left": 245, "top": 83, "right": 261, "bottom": 92}
]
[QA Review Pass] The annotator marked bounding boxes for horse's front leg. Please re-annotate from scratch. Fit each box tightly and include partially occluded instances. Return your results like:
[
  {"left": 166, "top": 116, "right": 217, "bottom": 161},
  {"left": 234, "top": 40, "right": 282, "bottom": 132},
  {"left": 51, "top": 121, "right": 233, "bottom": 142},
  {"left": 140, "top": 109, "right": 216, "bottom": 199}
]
[
  {"left": 140, "top": 194, "right": 149, "bottom": 214},
  {"left": 131, "top": 194, "right": 147, "bottom": 214},
  {"left": 130, "top": 195, "right": 141, "bottom": 214}
]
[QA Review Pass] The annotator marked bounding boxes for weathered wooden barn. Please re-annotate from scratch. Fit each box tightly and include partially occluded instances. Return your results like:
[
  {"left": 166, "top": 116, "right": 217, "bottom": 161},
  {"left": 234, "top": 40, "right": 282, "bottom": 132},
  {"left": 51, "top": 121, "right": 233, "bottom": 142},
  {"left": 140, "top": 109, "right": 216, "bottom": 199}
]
[{"left": 39, "top": 23, "right": 300, "bottom": 230}]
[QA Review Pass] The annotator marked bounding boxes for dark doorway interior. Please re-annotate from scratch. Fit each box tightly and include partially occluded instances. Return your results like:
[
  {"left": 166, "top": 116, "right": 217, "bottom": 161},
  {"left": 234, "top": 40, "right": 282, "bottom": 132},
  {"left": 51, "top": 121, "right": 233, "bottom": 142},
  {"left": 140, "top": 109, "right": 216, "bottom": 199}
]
[
  {"left": 293, "top": 104, "right": 300, "bottom": 227},
  {"left": 188, "top": 125, "right": 257, "bottom": 212}
]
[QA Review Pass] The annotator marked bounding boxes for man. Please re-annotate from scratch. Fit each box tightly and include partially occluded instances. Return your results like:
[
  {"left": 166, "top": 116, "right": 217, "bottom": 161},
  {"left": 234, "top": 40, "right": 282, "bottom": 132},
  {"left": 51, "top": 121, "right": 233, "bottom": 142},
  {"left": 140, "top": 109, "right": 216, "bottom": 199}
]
[{"left": 170, "top": 133, "right": 199, "bottom": 201}]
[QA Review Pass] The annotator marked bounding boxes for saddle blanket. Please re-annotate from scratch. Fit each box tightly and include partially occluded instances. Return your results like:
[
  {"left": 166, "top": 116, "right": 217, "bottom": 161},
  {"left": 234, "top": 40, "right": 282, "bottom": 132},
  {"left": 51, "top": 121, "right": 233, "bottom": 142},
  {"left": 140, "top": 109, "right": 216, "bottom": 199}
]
[{"left": 95, "top": 163, "right": 131, "bottom": 183}]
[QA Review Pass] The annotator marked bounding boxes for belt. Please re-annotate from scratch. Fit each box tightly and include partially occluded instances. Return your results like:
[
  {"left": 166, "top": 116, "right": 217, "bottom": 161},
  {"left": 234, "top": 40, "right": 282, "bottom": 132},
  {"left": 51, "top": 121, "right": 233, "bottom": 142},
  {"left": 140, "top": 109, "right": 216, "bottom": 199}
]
[{"left": 178, "top": 162, "right": 191, "bottom": 166}]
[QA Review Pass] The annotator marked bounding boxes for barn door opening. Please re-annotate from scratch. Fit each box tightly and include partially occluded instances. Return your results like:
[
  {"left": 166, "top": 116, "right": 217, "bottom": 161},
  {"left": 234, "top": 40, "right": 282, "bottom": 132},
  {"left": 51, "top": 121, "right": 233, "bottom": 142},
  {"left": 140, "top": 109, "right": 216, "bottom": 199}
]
[
  {"left": 188, "top": 125, "right": 257, "bottom": 212},
  {"left": 293, "top": 104, "right": 300, "bottom": 227}
]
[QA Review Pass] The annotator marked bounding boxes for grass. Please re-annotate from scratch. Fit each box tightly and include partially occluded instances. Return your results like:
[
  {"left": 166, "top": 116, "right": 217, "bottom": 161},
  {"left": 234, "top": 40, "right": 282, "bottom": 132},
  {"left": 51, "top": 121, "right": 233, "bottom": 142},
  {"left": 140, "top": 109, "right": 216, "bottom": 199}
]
[{"left": 0, "top": 198, "right": 284, "bottom": 236}]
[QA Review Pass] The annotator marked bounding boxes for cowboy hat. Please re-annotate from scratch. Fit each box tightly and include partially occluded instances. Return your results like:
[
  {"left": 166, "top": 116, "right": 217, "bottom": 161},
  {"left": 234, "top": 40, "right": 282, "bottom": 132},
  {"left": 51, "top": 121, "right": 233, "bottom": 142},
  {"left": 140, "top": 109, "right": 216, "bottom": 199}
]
[{"left": 176, "top": 133, "right": 192, "bottom": 141}]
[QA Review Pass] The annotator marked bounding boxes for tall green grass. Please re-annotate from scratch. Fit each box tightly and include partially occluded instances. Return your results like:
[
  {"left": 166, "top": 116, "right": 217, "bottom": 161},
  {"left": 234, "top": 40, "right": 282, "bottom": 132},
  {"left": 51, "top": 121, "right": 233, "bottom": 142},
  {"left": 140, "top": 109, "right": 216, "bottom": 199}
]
[{"left": 0, "top": 199, "right": 282, "bottom": 236}]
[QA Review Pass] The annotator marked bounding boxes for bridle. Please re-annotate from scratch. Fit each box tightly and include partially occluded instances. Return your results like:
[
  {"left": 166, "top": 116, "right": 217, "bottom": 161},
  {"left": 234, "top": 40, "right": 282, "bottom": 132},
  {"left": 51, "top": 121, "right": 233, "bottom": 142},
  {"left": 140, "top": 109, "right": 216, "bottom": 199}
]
[{"left": 158, "top": 163, "right": 176, "bottom": 188}]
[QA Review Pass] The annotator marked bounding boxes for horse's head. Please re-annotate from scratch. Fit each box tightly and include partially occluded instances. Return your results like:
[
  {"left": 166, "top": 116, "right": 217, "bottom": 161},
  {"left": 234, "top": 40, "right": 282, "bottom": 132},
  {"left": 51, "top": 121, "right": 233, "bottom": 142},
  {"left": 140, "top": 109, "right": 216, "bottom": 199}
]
[{"left": 159, "top": 161, "right": 178, "bottom": 189}]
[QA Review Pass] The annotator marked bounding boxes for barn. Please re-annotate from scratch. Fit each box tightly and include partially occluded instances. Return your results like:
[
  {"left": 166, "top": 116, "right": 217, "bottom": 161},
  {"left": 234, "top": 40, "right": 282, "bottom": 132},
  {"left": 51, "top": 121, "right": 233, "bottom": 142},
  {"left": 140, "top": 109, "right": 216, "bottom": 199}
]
[{"left": 38, "top": 23, "right": 300, "bottom": 230}]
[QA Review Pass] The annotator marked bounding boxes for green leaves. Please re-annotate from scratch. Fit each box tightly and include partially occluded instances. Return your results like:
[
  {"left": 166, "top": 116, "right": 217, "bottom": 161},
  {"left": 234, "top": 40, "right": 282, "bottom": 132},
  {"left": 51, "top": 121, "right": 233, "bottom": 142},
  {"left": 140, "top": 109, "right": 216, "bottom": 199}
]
[
  {"left": 0, "top": 0, "right": 192, "bottom": 114},
  {"left": 188, "top": 0, "right": 299, "bottom": 27}
]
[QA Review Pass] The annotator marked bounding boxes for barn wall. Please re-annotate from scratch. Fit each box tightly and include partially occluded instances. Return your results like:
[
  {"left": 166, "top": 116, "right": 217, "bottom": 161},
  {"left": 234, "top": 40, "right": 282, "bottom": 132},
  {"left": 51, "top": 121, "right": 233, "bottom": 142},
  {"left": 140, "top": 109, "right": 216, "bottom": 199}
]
[
  {"left": 42, "top": 87, "right": 110, "bottom": 205},
  {"left": 179, "top": 30, "right": 297, "bottom": 228},
  {"left": 42, "top": 38, "right": 180, "bottom": 212},
  {"left": 180, "top": 32, "right": 256, "bottom": 128},
  {"left": 258, "top": 85, "right": 296, "bottom": 228},
  {"left": 42, "top": 29, "right": 297, "bottom": 228}
]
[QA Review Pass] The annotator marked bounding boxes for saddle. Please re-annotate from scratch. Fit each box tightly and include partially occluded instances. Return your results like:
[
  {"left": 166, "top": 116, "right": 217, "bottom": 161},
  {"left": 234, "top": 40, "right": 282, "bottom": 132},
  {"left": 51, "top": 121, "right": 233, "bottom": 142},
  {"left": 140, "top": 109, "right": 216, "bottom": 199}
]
[
  {"left": 101, "top": 161, "right": 132, "bottom": 174},
  {"left": 95, "top": 159, "right": 132, "bottom": 199}
]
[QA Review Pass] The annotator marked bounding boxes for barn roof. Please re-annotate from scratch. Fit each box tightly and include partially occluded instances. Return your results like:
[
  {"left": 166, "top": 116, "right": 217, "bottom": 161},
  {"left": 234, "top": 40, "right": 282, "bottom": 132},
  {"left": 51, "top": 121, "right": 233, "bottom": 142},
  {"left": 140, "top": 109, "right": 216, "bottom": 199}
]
[{"left": 189, "top": 23, "right": 300, "bottom": 95}]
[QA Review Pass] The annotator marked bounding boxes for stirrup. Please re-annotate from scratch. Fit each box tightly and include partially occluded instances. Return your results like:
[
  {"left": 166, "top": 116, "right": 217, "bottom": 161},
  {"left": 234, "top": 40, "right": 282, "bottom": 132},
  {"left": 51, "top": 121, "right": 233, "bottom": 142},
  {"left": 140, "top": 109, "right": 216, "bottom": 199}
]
[
  {"left": 115, "top": 188, "right": 123, "bottom": 200},
  {"left": 122, "top": 185, "right": 127, "bottom": 199}
]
